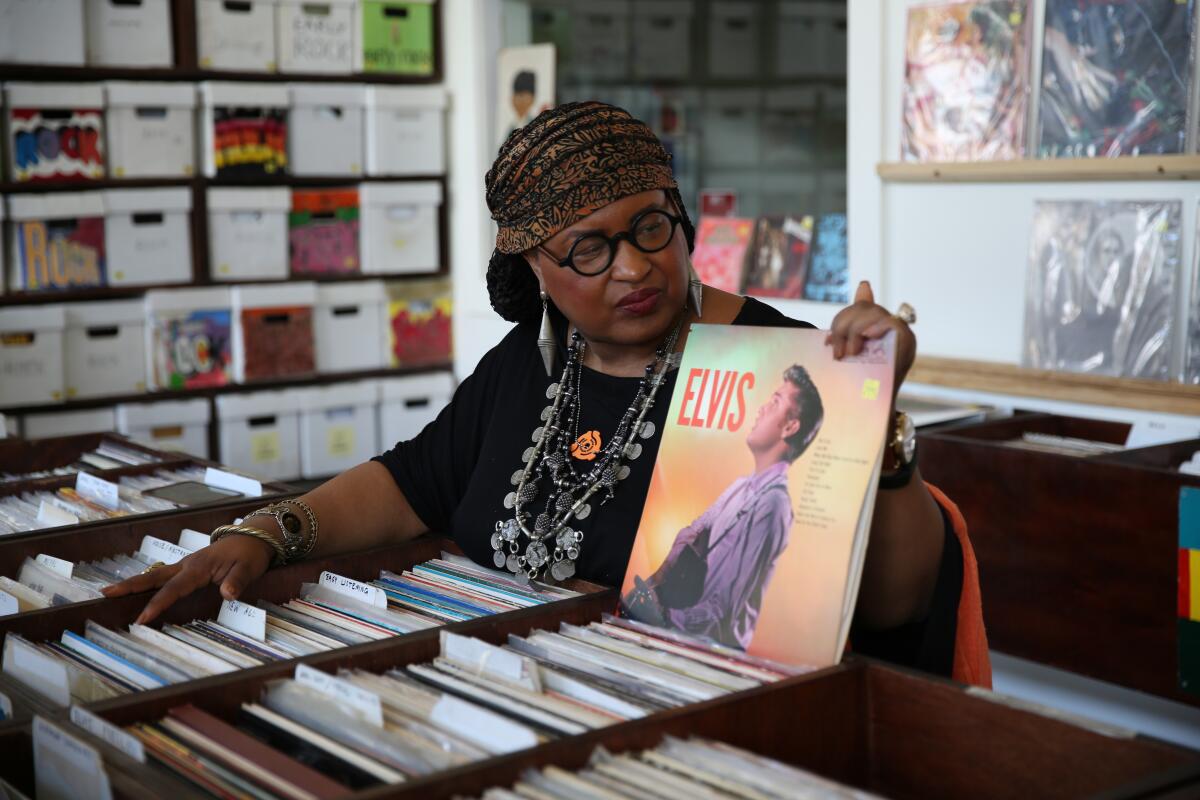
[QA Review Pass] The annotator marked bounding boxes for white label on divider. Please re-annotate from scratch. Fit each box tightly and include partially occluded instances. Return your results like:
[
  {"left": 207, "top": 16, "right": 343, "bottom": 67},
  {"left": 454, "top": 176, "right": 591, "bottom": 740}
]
[
  {"left": 177, "top": 528, "right": 211, "bottom": 551},
  {"left": 37, "top": 501, "right": 79, "bottom": 528},
  {"left": 36, "top": 554, "right": 74, "bottom": 580},
  {"left": 33, "top": 716, "right": 113, "bottom": 800},
  {"left": 1126, "top": 419, "right": 1200, "bottom": 449},
  {"left": 75, "top": 472, "right": 120, "bottom": 510},
  {"left": 70, "top": 706, "right": 145, "bottom": 764},
  {"left": 0, "top": 590, "right": 18, "bottom": 617},
  {"left": 319, "top": 571, "right": 388, "bottom": 609},
  {"left": 431, "top": 694, "right": 538, "bottom": 754},
  {"left": 3, "top": 637, "right": 70, "bottom": 707},
  {"left": 138, "top": 536, "right": 191, "bottom": 565},
  {"left": 440, "top": 631, "right": 540, "bottom": 691},
  {"left": 204, "top": 466, "right": 263, "bottom": 498},
  {"left": 294, "top": 664, "right": 383, "bottom": 727},
  {"left": 217, "top": 600, "right": 266, "bottom": 641}
]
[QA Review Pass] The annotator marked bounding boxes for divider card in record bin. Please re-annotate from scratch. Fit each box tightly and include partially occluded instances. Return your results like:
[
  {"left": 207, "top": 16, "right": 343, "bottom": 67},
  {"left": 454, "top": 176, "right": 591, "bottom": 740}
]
[
  {"left": 356, "top": 0, "right": 436, "bottom": 75},
  {"left": 288, "top": 188, "right": 360, "bottom": 275},
  {"left": 3, "top": 83, "right": 105, "bottom": 183},
  {"left": 386, "top": 277, "right": 451, "bottom": 367},
  {"left": 1181, "top": 487, "right": 1200, "bottom": 696},
  {"left": 145, "top": 287, "right": 234, "bottom": 390},
  {"left": 6, "top": 192, "right": 106, "bottom": 292},
  {"left": 200, "top": 82, "right": 289, "bottom": 178}
]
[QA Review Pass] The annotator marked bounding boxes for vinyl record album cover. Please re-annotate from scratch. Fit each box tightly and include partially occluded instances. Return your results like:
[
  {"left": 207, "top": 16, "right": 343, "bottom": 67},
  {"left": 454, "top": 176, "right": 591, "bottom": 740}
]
[
  {"left": 620, "top": 326, "right": 893, "bottom": 668},
  {"left": 1023, "top": 200, "right": 1181, "bottom": 380},
  {"left": 690, "top": 216, "right": 754, "bottom": 293},
  {"left": 803, "top": 213, "right": 849, "bottom": 303},
  {"left": 1038, "top": 0, "right": 1196, "bottom": 158},
  {"left": 901, "top": 0, "right": 1031, "bottom": 161},
  {"left": 742, "top": 215, "right": 814, "bottom": 299}
]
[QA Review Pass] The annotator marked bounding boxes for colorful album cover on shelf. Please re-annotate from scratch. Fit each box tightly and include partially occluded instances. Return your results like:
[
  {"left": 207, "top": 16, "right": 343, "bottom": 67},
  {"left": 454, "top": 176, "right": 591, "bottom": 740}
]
[
  {"left": 360, "top": 0, "right": 435, "bottom": 75},
  {"left": 1038, "top": 0, "right": 1195, "bottom": 158},
  {"left": 742, "top": 215, "right": 814, "bottom": 299},
  {"left": 10, "top": 217, "right": 106, "bottom": 292},
  {"left": 240, "top": 307, "right": 316, "bottom": 381},
  {"left": 7, "top": 107, "right": 105, "bottom": 182},
  {"left": 803, "top": 213, "right": 849, "bottom": 304},
  {"left": 387, "top": 278, "right": 452, "bottom": 367},
  {"left": 620, "top": 325, "right": 894, "bottom": 668},
  {"left": 211, "top": 106, "right": 288, "bottom": 177},
  {"left": 151, "top": 310, "right": 234, "bottom": 390},
  {"left": 691, "top": 216, "right": 754, "bottom": 293},
  {"left": 901, "top": 0, "right": 1030, "bottom": 162},
  {"left": 289, "top": 188, "right": 360, "bottom": 276},
  {"left": 1023, "top": 200, "right": 1181, "bottom": 380}
]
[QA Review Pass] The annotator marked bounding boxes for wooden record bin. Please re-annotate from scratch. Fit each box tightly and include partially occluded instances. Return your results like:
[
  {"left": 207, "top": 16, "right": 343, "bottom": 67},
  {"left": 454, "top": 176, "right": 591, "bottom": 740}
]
[{"left": 917, "top": 411, "right": 1200, "bottom": 708}]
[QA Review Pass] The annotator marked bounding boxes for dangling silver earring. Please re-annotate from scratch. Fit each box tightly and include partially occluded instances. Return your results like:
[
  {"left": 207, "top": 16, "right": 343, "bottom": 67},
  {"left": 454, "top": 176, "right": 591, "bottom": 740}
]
[
  {"left": 538, "top": 291, "right": 556, "bottom": 377},
  {"left": 688, "top": 263, "right": 703, "bottom": 318}
]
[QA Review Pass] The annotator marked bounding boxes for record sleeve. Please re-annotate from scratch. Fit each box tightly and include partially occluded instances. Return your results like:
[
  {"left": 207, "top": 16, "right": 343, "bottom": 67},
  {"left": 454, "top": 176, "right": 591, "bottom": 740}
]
[
  {"left": 742, "top": 215, "right": 814, "bottom": 299},
  {"left": 690, "top": 216, "right": 754, "bottom": 293},
  {"left": 901, "top": 0, "right": 1031, "bottom": 161},
  {"left": 1038, "top": 0, "right": 1196, "bottom": 158},
  {"left": 803, "top": 213, "right": 849, "bottom": 303},
  {"left": 1023, "top": 200, "right": 1181, "bottom": 379}
]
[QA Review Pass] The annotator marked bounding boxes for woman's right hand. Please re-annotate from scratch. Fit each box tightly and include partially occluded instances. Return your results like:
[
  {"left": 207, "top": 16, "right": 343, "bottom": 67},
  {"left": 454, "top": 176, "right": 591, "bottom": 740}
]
[{"left": 101, "top": 533, "right": 275, "bottom": 624}]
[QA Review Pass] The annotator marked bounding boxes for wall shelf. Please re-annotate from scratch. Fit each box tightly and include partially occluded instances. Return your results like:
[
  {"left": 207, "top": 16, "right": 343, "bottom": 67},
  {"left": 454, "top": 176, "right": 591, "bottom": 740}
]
[
  {"left": 908, "top": 356, "right": 1200, "bottom": 416},
  {"left": 876, "top": 155, "right": 1200, "bottom": 184}
]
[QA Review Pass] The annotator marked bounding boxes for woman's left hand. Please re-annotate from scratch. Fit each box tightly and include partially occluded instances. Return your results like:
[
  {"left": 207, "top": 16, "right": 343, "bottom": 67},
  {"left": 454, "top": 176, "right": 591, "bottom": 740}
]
[{"left": 826, "top": 280, "right": 916, "bottom": 394}]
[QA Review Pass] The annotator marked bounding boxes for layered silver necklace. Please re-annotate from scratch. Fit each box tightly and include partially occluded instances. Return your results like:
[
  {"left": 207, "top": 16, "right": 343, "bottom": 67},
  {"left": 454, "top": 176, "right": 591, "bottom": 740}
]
[{"left": 493, "top": 318, "right": 683, "bottom": 582}]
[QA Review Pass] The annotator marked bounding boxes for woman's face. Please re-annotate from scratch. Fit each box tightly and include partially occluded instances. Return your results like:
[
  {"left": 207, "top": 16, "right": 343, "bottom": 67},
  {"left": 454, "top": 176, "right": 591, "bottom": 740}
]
[{"left": 526, "top": 189, "right": 689, "bottom": 349}]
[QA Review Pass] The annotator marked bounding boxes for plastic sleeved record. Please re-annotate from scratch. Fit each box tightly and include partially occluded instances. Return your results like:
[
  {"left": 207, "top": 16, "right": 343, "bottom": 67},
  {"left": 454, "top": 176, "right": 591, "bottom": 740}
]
[
  {"left": 1038, "top": 0, "right": 1196, "bottom": 158},
  {"left": 901, "top": 0, "right": 1031, "bottom": 162},
  {"left": 1023, "top": 200, "right": 1182, "bottom": 380}
]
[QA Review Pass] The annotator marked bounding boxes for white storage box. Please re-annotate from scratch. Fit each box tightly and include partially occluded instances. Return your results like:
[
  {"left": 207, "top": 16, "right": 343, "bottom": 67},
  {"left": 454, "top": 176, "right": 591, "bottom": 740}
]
[
  {"left": 0, "top": 200, "right": 5, "bottom": 296},
  {"left": 377, "top": 371, "right": 452, "bottom": 451},
  {"left": 116, "top": 398, "right": 211, "bottom": 459},
  {"left": 86, "top": 0, "right": 173, "bottom": 66},
  {"left": 207, "top": 188, "right": 290, "bottom": 281},
  {"left": 314, "top": 280, "right": 386, "bottom": 372},
  {"left": 23, "top": 407, "right": 115, "bottom": 438},
  {"left": 568, "top": 0, "right": 630, "bottom": 80},
  {"left": 777, "top": 1, "right": 845, "bottom": 77},
  {"left": 277, "top": 0, "right": 355, "bottom": 74},
  {"left": 359, "top": 182, "right": 441, "bottom": 274},
  {"left": 703, "top": 170, "right": 763, "bottom": 219},
  {"left": 707, "top": 1, "right": 759, "bottom": 78},
  {"left": 6, "top": 192, "right": 106, "bottom": 293},
  {"left": 364, "top": 86, "right": 446, "bottom": 176},
  {"left": 103, "top": 188, "right": 192, "bottom": 287},
  {"left": 298, "top": 380, "right": 378, "bottom": 477},
  {"left": 760, "top": 171, "right": 818, "bottom": 217},
  {"left": 0, "top": 306, "right": 66, "bottom": 407},
  {"left": 702, "top": 90, "right": 762, "bottom": 168},
  {"left": 231, "top": 281, "right": 317, "bottom": 382},
  {"left": 289, "top": 84, "right": 365, "bottom": 176},
  {"left": 4, "top": 83, "right": 105, "bottom": 183},
  {"left": 201, "top": 82, "right": 290, "bottom": 178},
  {"left": 763, "top": 89, "right": 818, "bottom": 166},
  {"left": 63, "top": 300, "right": 146, "bottom": 399},
  {"left": 217, "top": 390, "right": 302, "bottom": 480},
  {"left": 104, "top": 81, "right": 196, "bottom": 179},
  {"left": 0, "top": 0, "right": 86, "bottom": 65},
  {"left": 196, "top": 0, "right": 278, "bottom": 72},
  {"left": 631, "top": 1, "right": 691, "bottom": 80},
  {"left": 144, "top": 287, "right": 234, "bottom": 390}
]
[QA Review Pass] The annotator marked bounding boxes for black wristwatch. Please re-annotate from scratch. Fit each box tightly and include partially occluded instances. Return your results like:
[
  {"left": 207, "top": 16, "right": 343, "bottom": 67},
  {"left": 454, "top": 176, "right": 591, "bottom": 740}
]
[{"left": 880, "top": 411, "right": 917, "bottom": 490}]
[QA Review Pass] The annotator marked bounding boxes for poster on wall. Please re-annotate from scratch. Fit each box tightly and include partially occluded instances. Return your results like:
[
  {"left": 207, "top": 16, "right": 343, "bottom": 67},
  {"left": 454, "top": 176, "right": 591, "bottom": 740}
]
[{"left": 495, "top": 44, "right": 556, "bottom": 152}]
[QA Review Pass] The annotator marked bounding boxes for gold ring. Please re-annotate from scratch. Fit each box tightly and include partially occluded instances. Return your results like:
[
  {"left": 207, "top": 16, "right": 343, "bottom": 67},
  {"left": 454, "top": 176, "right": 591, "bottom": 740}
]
[
  {"left": 893, "top": 302, "right": 916, "bottom": 325},
  {"left": 140, "top": 561, "right": 166, "bottom": 575}
]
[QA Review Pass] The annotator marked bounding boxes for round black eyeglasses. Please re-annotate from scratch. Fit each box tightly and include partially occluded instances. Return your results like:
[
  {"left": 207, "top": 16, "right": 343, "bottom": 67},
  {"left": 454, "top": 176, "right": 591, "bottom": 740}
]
[{"left": 538, "top": 209, "right": 683, "bottom": 277}]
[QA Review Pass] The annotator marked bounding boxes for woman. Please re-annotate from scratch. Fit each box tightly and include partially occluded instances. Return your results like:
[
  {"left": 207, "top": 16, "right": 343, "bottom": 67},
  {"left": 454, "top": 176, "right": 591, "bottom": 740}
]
[{"left": 106, "top": 103, "right": 988, "bottom": 684}]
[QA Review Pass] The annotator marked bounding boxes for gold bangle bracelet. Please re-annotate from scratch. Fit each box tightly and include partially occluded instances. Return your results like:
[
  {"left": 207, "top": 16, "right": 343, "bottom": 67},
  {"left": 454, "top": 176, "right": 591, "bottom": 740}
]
[{"left": 211, "top": 524, "right": 287, "bottom": 566}]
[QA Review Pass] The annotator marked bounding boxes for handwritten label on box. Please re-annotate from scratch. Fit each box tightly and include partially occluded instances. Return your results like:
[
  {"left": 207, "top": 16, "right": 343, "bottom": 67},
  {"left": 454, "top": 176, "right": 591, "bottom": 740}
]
[
  {"left": 217, "top": 600, "right": 266, "bottom": 642},
  {"left": 294, "top": 664, "right": 383, "bottom": 727},
  {"left": 319, "top": 571, "right": 388, "bottom": 609},
  {"left": 70, "top": 706, "right": 145, "bottom": 764},
  {"left": 75, "top": 472, "right": 120, "bottom": 511},
  {"left": 36, "top": 554, "right": 74, "bottom": 580},
  {"left": 138, "top": 536, "right": 191, "bottom": 566}
]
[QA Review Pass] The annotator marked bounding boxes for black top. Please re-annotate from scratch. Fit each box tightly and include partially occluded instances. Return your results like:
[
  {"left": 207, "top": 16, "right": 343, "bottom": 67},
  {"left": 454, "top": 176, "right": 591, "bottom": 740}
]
[{"left": 374, "top": 296, "right": 962, "bottom": 677}]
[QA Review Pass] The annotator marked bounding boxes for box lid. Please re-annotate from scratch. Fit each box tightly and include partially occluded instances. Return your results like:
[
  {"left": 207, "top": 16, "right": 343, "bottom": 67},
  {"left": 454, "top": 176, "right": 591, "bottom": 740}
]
[
  {"left": 360, "top": 181, "right": 442, "bottom": 207},
  {"left": 704, "top": 89, "right": 763, "bottom": 110},
  {"left": 316, "top": 280, "right": 387, "bottom": 306},
  {"left": 711, "top": 1, "right": 758, "bottom": 21},
  {"left": 116, "top": 398, "right": 211, "bottom": 428},
  {"left": 378, "top": 371, "right": 454, "bottom": 401},
  {"left": 4, "top": 82, "right": 104, "bottom": 108},
  {"left": 765, "top": 88, "right": 818, "bottom": 110},
  {"left": 233, "top": 282, "right": 318, "bottom": 309},
  {"left": 201, "top": 81, "right": 290, "bottom": 108},
  {"left": 7, "top": 192, "right": 105, "bottom": 221},
  {"left": 23, "top": 408, "right": 116, "bottom": 436},
  {"left": 289, "top": 83, "right": 367, "bottom": 108},
  {"left": 366, "top": 86, "right": 448, "bottom": 110},
  {"left": 298, "top": 380, "right": 377, "bottom": 411},
  {"left": 104, "top": 81, "right": 198, "bottom": 108},
  {"left": 216, "top": 389, "right": 303, "bottom": 419},
  {"left": 780, "top": 1, "right": 843, "bottom": 20},
  {"left": 102, "top": 188, "right": 192, "bottom": 214},
  {"left": 207, "top": 187, "right": 291, "bottom": 212},
  {"left": 0, "top": 305, "right": 66, "bottom": 333},
  {"left": 145, "top": 287, "right": 232, "bottom": 312},
  {"left": 634, "top": 0, "right": 693, "bottom": 19},
  {"left": 64, "top": 299, "right": 145, "bottom": 327}
]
